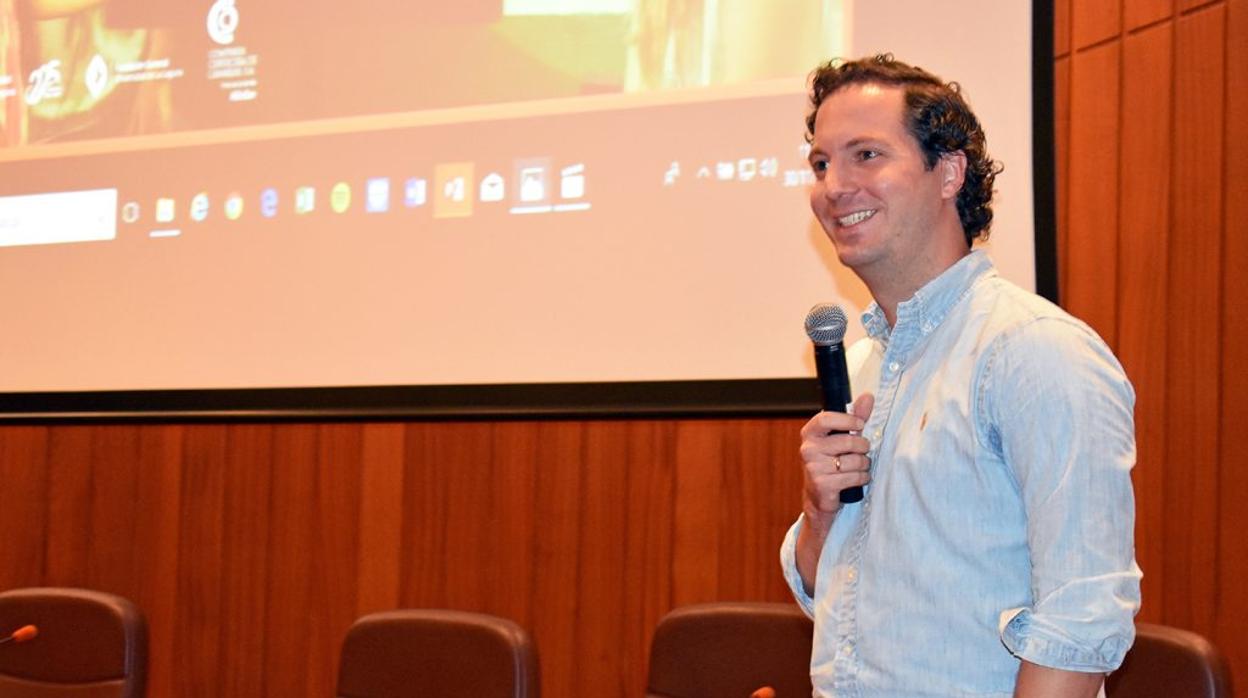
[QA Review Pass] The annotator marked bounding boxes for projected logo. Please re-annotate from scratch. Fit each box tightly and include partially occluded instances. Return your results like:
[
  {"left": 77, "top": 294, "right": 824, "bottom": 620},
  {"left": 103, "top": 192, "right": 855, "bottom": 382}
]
[
  {"left": 434, "top": 163, "right": 474, "bottom": 219},
  {"left": 85, "top": 54, "right": 109, "bottom": 99},
  {"left": 207, "top": 0, "right": 241, "bottom": 45},
  {"left": 24, "top": 59, "right": 63, "bottom": 106}
]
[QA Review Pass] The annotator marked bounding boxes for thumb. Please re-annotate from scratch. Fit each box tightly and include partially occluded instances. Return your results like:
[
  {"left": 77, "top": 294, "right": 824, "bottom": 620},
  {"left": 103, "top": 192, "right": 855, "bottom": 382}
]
[{"left": 849, "top": 392, "right": 875, "bottom": 423}]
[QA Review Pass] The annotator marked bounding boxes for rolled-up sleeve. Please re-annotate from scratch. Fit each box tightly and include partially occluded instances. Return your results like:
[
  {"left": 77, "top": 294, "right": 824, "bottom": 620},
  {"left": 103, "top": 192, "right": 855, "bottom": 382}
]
[
  {"left": 780, "top": 515, "right": 817, "bottom": 618},
  {"left": 983, "top": 317, "right": 1142, "bottom": 672}
]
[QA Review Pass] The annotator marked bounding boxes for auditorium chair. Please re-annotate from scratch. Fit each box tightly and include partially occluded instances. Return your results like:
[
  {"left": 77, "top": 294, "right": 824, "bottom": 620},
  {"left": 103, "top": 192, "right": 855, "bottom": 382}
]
[
  {"left": 336, "top": 609, "right": 539, "bottom": 698},
  {"left": 1107, "top": 622, "right": 1231, "bottom": 698},
  {"left": 646, "top": 602, "right": 813, "bottom": 698},
  {"left": 0, "top": 587, "right": 147, "bottom": 698}
]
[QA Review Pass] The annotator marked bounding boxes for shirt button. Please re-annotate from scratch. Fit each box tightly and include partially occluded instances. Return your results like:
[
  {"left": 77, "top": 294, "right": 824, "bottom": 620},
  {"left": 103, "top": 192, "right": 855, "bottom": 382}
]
[
  {"left": 846, "top": 567, "right": 857, "bottom": 581},
  {"left": 921, "top": 321, "right": 933, "bottom": 334},
  {"left": 889, "top": 361, "right": 900, "bottom": 372},
  {"left": 873, "top": 429, "right": 882, "bottom": 440},
  {"left": 842, "top": 643, "right": 853, "bottom": 655}
]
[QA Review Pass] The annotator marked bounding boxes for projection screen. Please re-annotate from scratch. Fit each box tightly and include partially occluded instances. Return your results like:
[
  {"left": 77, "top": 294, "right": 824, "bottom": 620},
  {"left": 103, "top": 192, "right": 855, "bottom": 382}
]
[{"left": 0, "top": 0, "right": 1054, "bottom": 419}]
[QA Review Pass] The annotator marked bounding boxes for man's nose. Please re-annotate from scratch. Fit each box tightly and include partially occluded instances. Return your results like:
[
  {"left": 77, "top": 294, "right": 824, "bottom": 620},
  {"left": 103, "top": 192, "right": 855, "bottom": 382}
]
[{"left": 822, "top": 164, "right": 856, "bottom": 200}]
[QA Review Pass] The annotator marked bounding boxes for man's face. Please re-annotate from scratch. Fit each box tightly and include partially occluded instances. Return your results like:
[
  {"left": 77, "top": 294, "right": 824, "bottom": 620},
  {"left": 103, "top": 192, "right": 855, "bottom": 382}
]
[{"left": 807, "top": 83, "right": 956, "bottom": 278}]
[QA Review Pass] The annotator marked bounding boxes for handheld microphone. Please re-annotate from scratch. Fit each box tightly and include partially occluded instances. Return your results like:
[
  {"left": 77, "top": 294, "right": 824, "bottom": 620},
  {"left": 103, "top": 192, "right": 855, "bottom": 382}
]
[
  {"left": 805, "top": 304, "right": 862, "bottom": 504},
  {"left": 0, "top": 625, "right": 37, "bottom": 644}
]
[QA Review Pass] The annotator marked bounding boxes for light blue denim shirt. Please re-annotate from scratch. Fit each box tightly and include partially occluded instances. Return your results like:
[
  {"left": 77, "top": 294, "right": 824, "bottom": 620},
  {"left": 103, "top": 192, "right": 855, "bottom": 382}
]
[{"left": 782, "top": 251, "right": 1141, "bottom": 697}]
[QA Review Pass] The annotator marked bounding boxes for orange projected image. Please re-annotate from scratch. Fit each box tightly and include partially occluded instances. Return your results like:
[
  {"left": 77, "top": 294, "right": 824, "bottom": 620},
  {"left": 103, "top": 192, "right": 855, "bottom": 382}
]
[
  {"left": 0, "top": 0, "right": 845, "bottom": 151},
  {"left": 0, "top": 0, "right": 1041, "bottom": 413}
]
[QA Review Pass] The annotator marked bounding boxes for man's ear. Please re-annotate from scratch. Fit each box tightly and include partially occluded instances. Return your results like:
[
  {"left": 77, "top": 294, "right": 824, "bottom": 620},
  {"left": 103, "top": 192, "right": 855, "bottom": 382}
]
[{"left": 939, "top": 151, "right": 967, "bottom": 199}]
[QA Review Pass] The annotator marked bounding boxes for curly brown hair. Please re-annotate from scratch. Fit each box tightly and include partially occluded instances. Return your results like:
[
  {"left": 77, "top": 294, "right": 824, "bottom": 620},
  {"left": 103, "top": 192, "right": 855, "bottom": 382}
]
[{"left": 806, "top": 54, "right": 1003, "bottom": 245}]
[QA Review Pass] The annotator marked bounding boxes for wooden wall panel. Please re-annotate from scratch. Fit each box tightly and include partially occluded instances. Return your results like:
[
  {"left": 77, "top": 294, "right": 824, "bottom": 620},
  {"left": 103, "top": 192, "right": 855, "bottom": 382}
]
[
  {"left": 174, "top": 426, "right": 227, "bottom": 698},
  {"left": 43, "top": 427, "right": 93, "bottom": 585},
  {"left": 355, "top": 423, "right": 405, "bottom": 617},
  {"left": 1073, "top": 0, "right": 1123, "bottom": 48},
  {"left": 529, "top": 423, "right": 585, "bottom": 698},
  {"left": 218, "top": 425, "right": 274, "bottom": 696},
  {"left": 1164, "top": 5, "right": 1225, "bottom": 638},
  {"left": 131, "top": 426, "right": 184, "bottom": 698},
  {"left": 1065, "top": 41, "right": 1121, "bottom": 345},
  {"left": 1055, "top": 0, "right": 1072, "bottom": 57},
  {"left": 1218, "top": 0, "right": 1248, "bottom": 680},
  {"left": 262, "top": 425, "right": 319, "bottom": 697},
  {"left": 0, "top": 426, "right": 47, "bottom": 589},
  {"left": 1126, "top": 0, "right": 1174, "bottom": 29},
  {"left": 1116, "top": 22, "right": 1174, "bottom": 623}
]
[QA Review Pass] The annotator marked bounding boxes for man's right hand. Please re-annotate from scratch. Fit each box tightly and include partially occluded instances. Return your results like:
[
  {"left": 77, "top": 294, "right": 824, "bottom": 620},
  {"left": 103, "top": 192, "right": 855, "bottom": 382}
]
[{"left": 795, "top": 392, "right": 875, "bottom": 595}]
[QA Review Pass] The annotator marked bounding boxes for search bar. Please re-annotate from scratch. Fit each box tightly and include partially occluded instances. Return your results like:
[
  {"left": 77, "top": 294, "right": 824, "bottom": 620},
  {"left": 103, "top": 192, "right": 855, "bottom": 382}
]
[{"left": 0, "top": 188, "right": 118, "bottom": 248}]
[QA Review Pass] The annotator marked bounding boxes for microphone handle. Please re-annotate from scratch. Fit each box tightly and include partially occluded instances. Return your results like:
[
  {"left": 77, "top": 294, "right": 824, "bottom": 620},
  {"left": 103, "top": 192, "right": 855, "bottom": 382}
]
[{"left": 814, "top": 343, "right": 862, "bottom": 504}]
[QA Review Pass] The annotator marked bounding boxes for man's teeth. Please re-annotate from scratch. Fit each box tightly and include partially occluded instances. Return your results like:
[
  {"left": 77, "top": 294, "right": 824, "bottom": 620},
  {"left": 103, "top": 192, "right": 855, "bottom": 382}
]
[{"left": 837, "top": 210, "right": 876, "bottom": 226}]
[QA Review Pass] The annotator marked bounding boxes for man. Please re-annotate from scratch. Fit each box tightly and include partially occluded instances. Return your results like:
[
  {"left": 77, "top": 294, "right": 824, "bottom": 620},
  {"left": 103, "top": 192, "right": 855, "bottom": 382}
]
[{"left": 780, "top": 54, "right": 1141, "bottom": 697}]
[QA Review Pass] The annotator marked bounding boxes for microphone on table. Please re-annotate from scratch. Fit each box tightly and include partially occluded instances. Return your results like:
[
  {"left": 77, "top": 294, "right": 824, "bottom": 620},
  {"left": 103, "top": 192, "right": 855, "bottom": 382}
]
[
  {"left": 805, "top": 303, "right": 862, "bottom": 504},
  {"left": 0, "top": 625, "right": 37, "bottom": 644}
]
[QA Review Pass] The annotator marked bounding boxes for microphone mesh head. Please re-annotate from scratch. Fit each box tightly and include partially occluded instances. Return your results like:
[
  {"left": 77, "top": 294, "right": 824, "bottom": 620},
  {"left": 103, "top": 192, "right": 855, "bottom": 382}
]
[{"left": 805, "top": 303, "right": 847, "bottom": 346}]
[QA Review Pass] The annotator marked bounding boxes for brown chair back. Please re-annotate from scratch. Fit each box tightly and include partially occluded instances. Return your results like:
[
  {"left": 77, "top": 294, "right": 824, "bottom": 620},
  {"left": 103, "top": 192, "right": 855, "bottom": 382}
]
[
  {"left": 337, "top": 609, "right": 538, "bottom": 698},
  {"left": 1107, "top": 622, "right": 1232, "bottom": 698},
  {"left": 0, "top": 587, "right": 147, "bottom": 698},
  {"left": 646, "top": 602, "right": 813, "bottom": 698}
]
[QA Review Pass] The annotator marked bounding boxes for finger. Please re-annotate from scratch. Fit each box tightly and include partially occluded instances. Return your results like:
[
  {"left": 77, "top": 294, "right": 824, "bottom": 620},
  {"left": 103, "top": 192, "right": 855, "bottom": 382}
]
[
  {"left": 801, "top": 433, "right": 872, "bottom": 462},
  {"left": 849, "top": 392, "right": 875, "bottom": 423},
  {"left": 805, "top": 452, "right": 870, "bottom": 477},
  {"left": 801, "top": 410, "right": 866, "bottom": 438}
]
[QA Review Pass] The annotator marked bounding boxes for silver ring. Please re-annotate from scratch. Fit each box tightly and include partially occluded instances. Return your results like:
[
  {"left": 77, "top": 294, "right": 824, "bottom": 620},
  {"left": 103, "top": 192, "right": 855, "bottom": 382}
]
[{"left": 833, "top": 456, "right": 842, "bottom": 472}]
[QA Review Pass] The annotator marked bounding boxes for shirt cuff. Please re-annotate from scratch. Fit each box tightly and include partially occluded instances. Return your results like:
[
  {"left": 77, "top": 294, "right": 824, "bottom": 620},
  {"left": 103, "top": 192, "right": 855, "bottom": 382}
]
[
  {"left": 999, "top": 607, "right": 1134, "bottom": 672},
  {"left": 780, "top": 515, "right": 816, "bottom": 618}
]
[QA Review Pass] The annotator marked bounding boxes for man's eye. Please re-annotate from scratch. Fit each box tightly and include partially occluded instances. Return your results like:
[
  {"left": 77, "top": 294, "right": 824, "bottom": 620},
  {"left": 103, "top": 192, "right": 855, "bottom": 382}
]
[
  {"left": 858, "top": 150, "right": 879, "bottom": 161},
  {"left": 810, "top": 159, "right": 828, "bottom": 173}
]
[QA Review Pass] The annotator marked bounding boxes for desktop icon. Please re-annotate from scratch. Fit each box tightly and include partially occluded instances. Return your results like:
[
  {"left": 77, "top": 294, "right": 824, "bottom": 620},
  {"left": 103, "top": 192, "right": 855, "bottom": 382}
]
[
  {"left": 331, "top": 182, "right": 352, "bottom": 213},
  {"left": 189, "top": 192, "right": 210, "bottom": 222},
  {"left": 121, "top": 201, "right": 141, "bottom": 224},
  {"left": 404, "top": 178, "right": 427, "bottom": 207},
  {"left": 737, "top": 158, "right": 757, "bottom": 181},
  {"left": 224, "top": 192, "right": 244, "bottom": 220},
  {"left": 366, "top": 177, "right": 390, "bottom": 213},
  {"left": 260, "top": 188, "right": 279, "bottom": 217},
  {"left": 520, "top": 167, "right": 545, "bottom": 202},
  {"left": 155, "top": 197, "right": 175, "bottom": 223},
  {"left": 715, "top": 161, "right": 734, "bottom": 180},
  {"left": 664, "top": 161, "right": 680, "bottom": 186},
  {"left": 512, "top": 157, "right": 551, "bottom": 209},
  {"left": 433, "top": 162, "right": 474, "bottom": 218},
  {"left": 560, "top": 163, "right": 585, "bottom": 199},
  {"left": 295, "top": 186, "right": 315, "bottom": 214},
  {"left": 480, "top": 172, "right": 505, "bottom": 202}
]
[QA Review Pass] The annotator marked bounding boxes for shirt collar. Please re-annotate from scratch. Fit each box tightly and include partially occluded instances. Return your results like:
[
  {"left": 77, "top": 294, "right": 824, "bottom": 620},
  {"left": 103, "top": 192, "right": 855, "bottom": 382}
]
[{"left": 861, "top": 250, "right": 996, "bottom": 342}]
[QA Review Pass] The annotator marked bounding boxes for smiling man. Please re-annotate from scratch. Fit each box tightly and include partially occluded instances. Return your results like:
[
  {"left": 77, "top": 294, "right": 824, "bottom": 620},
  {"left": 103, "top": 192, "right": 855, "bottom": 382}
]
[{"left": 780, "top": 55, "right": 1141, "bottom": 697}]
